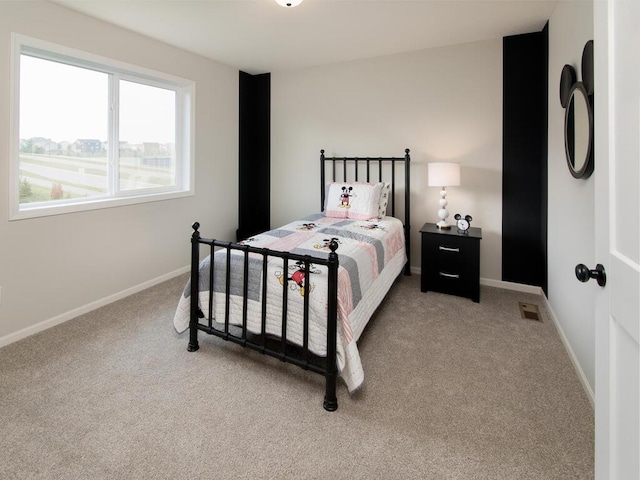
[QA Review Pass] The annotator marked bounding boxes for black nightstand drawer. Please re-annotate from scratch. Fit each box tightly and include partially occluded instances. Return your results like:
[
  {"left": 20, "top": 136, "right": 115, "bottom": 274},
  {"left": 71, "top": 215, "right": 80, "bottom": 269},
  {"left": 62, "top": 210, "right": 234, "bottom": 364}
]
[
  {"left": 424, "top": 236, "right": 476, "bottom": 272},
  {"left": 426, "top": 267, "right": 475, "bottom": 299},
  {"left": 420, "top": 223, "right": 482, "bottom": 302},
  {"left": 432, "top": 269, "right": 466, "bottom": 296}
]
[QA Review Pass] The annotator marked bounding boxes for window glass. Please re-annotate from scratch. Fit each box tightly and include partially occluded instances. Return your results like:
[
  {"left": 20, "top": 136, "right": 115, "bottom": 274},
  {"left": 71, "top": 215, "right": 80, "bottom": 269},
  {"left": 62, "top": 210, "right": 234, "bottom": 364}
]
[
  {"left": 119, "top": 80, "right": 176, "bottom": 191},
  {"left": 19, "top": 55, "right": 109, "bottom": 204}
]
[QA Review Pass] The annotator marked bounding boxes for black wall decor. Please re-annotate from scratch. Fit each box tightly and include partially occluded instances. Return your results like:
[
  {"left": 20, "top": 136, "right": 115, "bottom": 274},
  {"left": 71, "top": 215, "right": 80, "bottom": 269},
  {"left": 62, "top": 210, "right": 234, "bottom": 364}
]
[
  {"left": 502, "top": 25, "right": 549, "bottom": 293},
  {"left": 238, "top": 71, "right": 271, "bottom": 241},
  {"left": 560, "top": 40, "right": 595, "bottom": 179}
]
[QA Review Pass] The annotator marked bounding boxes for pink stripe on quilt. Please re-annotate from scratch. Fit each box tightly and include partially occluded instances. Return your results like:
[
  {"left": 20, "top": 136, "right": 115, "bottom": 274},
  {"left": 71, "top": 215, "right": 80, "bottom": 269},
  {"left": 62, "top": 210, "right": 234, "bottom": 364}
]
[
  {"left": 359, "top": 242, "right": 379, "bottom": 280},
  {"left": 337, "top": 267, "right": 354, "bottom": 343},
  {"left": 385, "top": 228, "right": 405, "bottom": 263},
  {"left": 264, "top": 232, "right": 315, "bottom": 252}
]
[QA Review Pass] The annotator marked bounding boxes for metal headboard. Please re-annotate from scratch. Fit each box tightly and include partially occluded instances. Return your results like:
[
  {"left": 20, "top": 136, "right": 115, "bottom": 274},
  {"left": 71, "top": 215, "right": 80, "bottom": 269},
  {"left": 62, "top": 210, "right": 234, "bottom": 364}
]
[{"left": 320, "top": 148, "right": 411, "bottom": 276}]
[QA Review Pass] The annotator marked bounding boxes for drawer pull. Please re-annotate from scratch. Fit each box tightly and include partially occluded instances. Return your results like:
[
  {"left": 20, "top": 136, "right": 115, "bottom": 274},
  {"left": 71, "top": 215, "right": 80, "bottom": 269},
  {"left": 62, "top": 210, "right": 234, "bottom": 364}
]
[
  {"left": 439, "top": 246, "right": 460, "bottom": 253},
  {"left": 439, "top": 272, "right": 460, "bottom": 279}
]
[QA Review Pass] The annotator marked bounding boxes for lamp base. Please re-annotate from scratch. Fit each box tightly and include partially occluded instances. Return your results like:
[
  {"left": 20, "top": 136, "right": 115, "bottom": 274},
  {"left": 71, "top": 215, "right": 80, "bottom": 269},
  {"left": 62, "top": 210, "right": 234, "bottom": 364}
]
[{"left": 435, "top": 187, "right": 452, "bottom": 230}]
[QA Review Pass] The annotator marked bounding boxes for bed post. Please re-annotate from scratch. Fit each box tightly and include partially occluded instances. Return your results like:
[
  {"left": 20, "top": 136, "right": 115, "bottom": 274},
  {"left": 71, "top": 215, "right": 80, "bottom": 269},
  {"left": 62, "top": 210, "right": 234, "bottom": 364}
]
[
  {"left": 323, "top": 239, "right": 339, "bottom": 411},
  {"left": 188, "top": 222, "right": 201, "bottom": 352},
  {"left": 404, "top": 148, "right": 411, "bottom": 276},
  {"left": 320, "top": 149, "right": 326, "bottom": 212}
]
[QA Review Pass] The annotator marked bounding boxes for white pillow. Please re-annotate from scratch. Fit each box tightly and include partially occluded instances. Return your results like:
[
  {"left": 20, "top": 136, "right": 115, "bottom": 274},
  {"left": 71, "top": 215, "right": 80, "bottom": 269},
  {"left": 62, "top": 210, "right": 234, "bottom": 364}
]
[
  {"left": 324, "top": 182, "right": 383, "bottom": 220},
  {"left": 377, "top": 182, "right": 391, "bottom": 219}
]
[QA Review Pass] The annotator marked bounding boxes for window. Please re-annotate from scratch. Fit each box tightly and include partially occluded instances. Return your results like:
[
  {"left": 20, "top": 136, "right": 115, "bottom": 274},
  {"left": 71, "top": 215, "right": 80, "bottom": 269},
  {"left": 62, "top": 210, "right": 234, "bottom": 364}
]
[{"left": 10, "top": 34, "right": 195, "bottom": 219}]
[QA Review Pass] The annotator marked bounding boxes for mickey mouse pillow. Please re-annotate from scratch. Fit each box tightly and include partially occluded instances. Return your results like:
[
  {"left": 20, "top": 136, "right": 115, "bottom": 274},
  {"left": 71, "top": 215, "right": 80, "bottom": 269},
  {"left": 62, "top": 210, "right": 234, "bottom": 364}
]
[{"left": 324, "top": 182, "right": 383, "bottom": 220}]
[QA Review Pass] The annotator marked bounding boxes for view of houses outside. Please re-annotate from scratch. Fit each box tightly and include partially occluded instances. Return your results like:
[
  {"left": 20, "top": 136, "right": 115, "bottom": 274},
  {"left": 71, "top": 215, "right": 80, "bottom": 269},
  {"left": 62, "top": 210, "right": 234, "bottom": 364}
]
[{"left": 18, "top": 138, "right": 176, "bottom": 204}]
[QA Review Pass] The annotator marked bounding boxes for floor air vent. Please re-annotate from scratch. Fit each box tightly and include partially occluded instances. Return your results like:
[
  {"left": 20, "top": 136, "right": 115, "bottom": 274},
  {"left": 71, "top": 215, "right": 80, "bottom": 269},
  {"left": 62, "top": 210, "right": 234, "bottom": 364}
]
[{"left": 519, "top": 302, "right": 542, "bottom": 321}]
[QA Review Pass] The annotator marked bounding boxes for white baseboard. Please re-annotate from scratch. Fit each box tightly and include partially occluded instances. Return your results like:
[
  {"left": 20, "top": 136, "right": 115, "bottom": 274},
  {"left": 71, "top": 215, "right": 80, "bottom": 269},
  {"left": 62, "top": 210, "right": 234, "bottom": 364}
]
[
  {"left": 479, "top": 277, "right": 543, "bottom": 295},
  {"left": 409, "top": 266, "right": 543, "bottom": 295},
  {"left": 540, "top": 294, "right": 595, "bottom": 408},
  {"left": 0, "top": 266, "right": 189, "bottom": 349}
]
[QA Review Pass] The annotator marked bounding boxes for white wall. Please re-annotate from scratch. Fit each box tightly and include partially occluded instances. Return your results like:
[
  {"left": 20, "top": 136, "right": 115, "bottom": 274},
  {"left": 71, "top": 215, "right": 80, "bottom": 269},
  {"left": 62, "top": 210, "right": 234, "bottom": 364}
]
[
  {"left": 271, "top": 40, "right": 503, "bottom": 280},
  {"left": 548, "top": 1, "right": 595, "bottom": 390},
  {"left": 0, "top": 2, "right": 238, "bottom": 342}
]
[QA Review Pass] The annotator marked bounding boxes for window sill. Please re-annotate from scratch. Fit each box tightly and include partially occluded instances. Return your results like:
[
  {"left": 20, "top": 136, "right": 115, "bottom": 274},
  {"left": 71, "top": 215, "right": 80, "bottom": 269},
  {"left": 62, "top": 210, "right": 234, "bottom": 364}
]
[{"left": 10, "top": 188, "right": 194, "bottom": 221}]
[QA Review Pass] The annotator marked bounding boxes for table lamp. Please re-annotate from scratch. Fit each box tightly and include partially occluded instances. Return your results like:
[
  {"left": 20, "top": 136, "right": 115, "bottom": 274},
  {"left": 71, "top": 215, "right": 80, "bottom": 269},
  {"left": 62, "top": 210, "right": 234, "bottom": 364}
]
[{"left": 428, "top": 162, "right": 460, "bottom": 229}]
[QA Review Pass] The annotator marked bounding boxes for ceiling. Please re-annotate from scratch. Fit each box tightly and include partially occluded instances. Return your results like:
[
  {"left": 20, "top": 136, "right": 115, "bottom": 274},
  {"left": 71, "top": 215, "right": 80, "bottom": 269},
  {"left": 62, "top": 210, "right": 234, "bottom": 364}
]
[{"left": 53, "top": 0, "right": 558, "bottom": 75}]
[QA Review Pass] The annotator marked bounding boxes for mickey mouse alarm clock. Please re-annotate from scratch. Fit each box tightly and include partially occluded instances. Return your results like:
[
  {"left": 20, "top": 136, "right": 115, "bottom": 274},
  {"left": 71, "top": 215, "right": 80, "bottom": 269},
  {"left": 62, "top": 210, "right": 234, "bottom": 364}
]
[{"left": 454, "top": 214, "right": 472, "bottom": 234}]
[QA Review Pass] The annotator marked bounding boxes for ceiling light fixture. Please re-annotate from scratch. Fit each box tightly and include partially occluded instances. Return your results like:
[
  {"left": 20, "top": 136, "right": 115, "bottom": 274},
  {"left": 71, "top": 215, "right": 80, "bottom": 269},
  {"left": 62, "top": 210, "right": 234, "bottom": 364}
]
[{"left": 275, "top": 0, "right": 303, "bottom": 7}]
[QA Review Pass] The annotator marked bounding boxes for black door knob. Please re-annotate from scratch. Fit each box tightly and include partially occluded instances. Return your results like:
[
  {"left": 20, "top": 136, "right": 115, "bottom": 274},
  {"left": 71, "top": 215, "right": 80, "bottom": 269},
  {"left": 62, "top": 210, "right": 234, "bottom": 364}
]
[{"left": 575, "top": 263, "right": 607, "bottom": 287}]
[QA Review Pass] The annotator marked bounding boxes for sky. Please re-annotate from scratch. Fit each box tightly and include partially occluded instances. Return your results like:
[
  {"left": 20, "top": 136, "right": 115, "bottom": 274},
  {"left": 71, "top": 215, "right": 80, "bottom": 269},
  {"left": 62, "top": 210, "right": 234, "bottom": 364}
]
[{"left": 19, "top": 55, "right": 176, "bottom": 145}]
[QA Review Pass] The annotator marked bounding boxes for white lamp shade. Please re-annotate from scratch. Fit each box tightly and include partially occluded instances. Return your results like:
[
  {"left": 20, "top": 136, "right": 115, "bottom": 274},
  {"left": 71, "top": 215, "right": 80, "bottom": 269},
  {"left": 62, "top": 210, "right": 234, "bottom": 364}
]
[{"left": 428, "top": 162, "right": 461, "bottom": 187}]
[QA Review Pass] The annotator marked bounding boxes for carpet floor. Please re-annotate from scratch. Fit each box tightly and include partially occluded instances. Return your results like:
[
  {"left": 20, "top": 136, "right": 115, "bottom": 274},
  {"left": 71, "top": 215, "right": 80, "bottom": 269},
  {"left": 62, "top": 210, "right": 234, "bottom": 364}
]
[{"left": 0, "top": 274, "right": 594, "bottom": 479}]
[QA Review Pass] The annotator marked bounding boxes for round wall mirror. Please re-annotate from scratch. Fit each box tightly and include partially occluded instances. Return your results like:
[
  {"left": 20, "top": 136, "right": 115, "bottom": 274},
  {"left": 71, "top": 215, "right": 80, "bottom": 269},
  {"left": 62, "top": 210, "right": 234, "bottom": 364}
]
[{"left": 564, "top": 82, "right": 594, "bottom": 178}]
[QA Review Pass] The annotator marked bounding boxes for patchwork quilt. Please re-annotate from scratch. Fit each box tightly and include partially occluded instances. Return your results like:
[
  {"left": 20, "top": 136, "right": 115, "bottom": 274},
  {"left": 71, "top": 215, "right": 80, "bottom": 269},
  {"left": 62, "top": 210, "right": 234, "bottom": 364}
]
[{"left": 173, "top": 214, "right": 406, "bottom": 392}]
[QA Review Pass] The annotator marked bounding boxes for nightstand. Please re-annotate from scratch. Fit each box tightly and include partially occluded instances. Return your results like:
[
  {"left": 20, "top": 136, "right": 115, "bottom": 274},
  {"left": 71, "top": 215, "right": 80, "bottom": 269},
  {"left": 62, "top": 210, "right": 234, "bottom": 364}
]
[{"left": 420, "top": 223, "right": 482, "bottom": 303}]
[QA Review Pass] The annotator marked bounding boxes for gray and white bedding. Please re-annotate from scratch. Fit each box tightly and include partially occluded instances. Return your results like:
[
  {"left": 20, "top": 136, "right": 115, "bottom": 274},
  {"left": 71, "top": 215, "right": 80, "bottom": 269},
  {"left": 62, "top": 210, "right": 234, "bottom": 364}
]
[{"left": 173, "top": 213, "right": 406, "bottom": 392}]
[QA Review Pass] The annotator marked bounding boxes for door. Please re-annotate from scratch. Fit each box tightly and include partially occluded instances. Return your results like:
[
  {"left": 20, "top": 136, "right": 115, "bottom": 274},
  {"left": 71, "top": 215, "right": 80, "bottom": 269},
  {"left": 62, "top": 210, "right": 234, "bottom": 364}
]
[{"left": 594, "top": 1, "right": 640, "bottom": 478}]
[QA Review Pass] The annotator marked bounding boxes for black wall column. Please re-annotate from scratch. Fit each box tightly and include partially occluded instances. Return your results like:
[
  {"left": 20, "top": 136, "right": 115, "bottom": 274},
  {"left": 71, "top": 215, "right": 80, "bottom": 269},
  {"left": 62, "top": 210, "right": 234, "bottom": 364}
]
[
  {"left": 238, "top": 71, "right": 270, "bottom": 241},
  {"left": 502, "top": 27, "right": 548, "bottom": 293}
]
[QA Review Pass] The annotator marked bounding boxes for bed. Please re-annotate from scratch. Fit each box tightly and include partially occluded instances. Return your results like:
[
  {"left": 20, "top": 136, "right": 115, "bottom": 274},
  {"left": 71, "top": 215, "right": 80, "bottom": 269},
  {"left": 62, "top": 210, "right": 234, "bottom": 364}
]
[{"left": 173, "top": 149, "right": 411, "bottom": 411}]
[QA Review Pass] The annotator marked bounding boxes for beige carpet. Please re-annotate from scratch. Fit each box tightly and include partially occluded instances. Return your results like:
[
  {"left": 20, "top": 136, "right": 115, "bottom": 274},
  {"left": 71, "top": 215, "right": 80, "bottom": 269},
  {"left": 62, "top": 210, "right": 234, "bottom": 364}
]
[{"left": 0, "top": 274, "right": 594, "bottom": 479}]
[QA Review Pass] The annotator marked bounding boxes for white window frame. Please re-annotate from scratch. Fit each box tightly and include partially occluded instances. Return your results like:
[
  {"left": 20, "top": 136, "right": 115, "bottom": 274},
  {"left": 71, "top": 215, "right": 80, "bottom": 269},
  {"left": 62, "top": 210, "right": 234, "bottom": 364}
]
[{"left": 9, "top": 33, "right": 196, "bottom": 220}]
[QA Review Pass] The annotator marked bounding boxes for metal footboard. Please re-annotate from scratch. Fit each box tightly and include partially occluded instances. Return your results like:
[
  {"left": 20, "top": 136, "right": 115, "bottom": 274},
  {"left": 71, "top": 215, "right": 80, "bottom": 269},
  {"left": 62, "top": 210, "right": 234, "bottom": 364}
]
[{"left": 187, "top": 222, "right": 340, "bottom": 411}]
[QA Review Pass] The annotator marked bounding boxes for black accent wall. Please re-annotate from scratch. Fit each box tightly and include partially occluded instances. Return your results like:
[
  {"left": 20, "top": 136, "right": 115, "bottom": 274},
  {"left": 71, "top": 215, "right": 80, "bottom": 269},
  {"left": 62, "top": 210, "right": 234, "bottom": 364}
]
[
  {"left": 502, "top": 26, "right": 548, "bottom": 293},
  {"left": 238, "top": 71, "right": 270, "bottom": 241}
]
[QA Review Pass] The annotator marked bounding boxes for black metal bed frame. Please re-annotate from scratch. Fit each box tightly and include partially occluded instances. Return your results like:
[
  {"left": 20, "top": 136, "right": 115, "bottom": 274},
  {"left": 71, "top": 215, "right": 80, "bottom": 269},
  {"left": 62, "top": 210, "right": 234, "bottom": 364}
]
[{"left": 187, "top": 149, "right": 411, "bottom": 411}]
